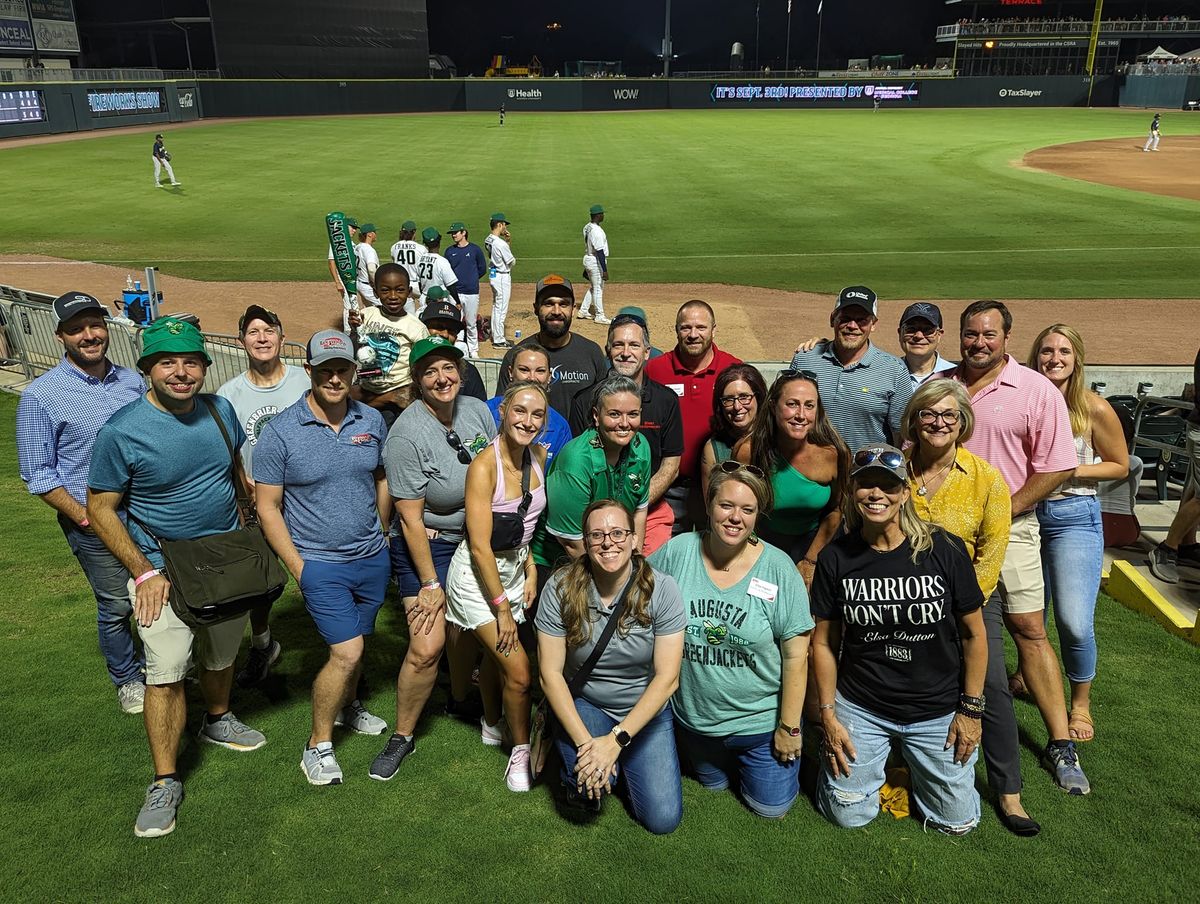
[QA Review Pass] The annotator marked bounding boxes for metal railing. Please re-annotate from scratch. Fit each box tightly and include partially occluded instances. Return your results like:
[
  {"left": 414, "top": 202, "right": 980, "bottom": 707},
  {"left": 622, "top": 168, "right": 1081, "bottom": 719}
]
[
  {"left": 949, "top": 18, "right": 1200, "bottom": 37},
  {"left": 0, "top": 68, "right": 218, "bottom": 84}
]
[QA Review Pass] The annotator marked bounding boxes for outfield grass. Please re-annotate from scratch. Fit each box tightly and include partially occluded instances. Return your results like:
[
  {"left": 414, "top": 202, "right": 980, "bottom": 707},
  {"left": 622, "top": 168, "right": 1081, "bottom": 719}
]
[
  {"left": 3, "top": 108, "right": 1199, "bottom": 299},
  {"left": 0, "top": 389, "right": 1197, "bottom": 902}
]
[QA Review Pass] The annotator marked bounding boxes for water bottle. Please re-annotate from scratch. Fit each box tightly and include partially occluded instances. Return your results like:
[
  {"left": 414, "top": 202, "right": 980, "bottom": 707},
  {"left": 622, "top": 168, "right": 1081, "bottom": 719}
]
[
  {"left": 134, "top": 280, "right": 142, "bottom": 291},
  {"left": 514, "top": 329, "right": 521, "bottom": 341},
  {"left": 125, "top": 274, "right": 134, "bottom": 291}
]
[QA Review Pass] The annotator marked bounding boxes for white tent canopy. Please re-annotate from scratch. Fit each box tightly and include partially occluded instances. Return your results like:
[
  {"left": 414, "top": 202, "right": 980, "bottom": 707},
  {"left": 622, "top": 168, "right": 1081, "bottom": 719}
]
[
  {"left": 1139, "top": 45, "right": 1179, "bottom": 60},
  {"left": 1177, "top": 47, "right": 1200, "bottom": 58}
]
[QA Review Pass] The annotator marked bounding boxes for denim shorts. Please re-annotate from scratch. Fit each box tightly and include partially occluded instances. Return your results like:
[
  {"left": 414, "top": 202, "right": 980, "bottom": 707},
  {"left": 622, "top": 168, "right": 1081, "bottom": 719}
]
[
  {"left": 390, "top": 533, "right": 457, "bottom": 598},
  {"left": 300, "top": 546, "right": 391, "bottom": 646},
  {"left": 677, "top": 724, "right": 800, "bottom": 818}
]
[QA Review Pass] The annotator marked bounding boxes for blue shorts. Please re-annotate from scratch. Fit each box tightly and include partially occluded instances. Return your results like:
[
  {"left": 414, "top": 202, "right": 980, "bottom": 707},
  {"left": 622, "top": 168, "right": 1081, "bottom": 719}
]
[
  {"left": 300, "top": 546, "right": 391, "bottom": 646},
  {"left": 677, "top": 724, "right": 800, "bottom": 818},
  {"left": 390, "top": 533, "right": 457, "bottom": 598}
]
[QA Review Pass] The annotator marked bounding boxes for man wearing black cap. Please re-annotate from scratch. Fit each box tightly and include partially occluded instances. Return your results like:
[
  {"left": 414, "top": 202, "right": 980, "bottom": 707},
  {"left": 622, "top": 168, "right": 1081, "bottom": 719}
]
[
  {"left": 494, "top": 275, "right": 608, "bottom": 418},
  {"left": 897, "top": 302, "right": 955, "bottom": 388},
  {"left": 421, "top": 287, "right": 487, "bottom": 401},
  {"left": 17, "top": 292, "right": 147, "bottom": 714},
  {"left": 789, "top": 285, "right": 913, "bottom": 452},
  {"left": 216, "top": 304, "right": 310, "bottom": 686},
  {"left": 152, "top": 133, "right": 179, "bottom": 188}
]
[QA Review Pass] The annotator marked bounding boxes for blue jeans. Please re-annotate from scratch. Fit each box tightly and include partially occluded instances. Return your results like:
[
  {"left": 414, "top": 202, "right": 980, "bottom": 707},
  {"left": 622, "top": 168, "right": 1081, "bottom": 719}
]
[
  {"left": 554, "top": 698, "right": 683, "bottom": 835},
  {"left": 60, "top": 517, "right": 143, "bottom": 687},
  {"left": 816, "top": 694, "right": 980, "bottom": 835},
  {"left": 677, "top": 724, "right": 800, "bottom": 818},
  {"left": 1037, "top": 495, "right": 1101, "bottom": 683}
]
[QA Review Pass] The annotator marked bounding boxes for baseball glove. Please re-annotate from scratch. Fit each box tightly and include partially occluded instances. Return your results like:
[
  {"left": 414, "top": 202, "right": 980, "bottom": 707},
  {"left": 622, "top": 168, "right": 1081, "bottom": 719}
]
[{"left": 163, "top": 151, "right": 172, "bottom": 162}]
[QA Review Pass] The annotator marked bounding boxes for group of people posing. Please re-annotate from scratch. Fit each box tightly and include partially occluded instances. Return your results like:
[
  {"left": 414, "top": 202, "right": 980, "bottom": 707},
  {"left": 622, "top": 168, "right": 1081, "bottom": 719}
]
[{"left": 18, "top": 272, "right": 1137, "bottom": 841}]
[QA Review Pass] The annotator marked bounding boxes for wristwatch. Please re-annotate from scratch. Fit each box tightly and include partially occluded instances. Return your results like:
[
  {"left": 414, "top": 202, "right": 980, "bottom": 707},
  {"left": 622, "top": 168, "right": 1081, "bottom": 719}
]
[
  {"left": 777, "top": 720, "right": 801, "bottom": 737},
  {"left": 611, "top": 726, "right": 632, "bottom": 748}
]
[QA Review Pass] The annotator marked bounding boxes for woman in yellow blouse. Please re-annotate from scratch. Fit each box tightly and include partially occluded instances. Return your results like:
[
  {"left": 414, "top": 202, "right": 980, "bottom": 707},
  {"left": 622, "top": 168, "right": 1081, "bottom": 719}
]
[{"left": 902, "top": 379, "right": 1039, "bottom": 837}]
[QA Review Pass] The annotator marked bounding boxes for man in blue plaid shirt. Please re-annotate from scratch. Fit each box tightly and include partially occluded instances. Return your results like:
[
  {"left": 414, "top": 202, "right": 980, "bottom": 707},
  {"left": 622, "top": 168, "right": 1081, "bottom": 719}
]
[{"left": 16, "top": 292, "right": 147, "bottom": 713}]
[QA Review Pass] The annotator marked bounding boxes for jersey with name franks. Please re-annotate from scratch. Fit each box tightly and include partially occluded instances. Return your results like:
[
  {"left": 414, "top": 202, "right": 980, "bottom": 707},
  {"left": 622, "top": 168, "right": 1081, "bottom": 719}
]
[
  {"left": 416, "top": 251, "right": 458, "bottom": 294},
  {"left": 390, "top": 240, "right": 425, "bottom": 284},
  {"left": 583, "top": 222, "right": 609, "bottom": 258}
]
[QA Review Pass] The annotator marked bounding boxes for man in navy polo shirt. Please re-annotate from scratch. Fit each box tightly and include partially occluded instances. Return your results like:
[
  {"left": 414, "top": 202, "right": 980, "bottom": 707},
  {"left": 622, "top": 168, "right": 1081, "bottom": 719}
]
[
  {"left": 254, "top": 329, "right": 393, "bottom": 786},
  {"left": 444, "top": 221, "right": 488, "bottom": 358}
]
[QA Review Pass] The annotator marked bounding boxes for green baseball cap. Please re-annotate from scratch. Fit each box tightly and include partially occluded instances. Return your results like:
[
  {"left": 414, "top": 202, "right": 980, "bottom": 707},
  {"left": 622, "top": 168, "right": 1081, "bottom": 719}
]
[
  {"left": 358, "top": 223, "right": 377, "bottom": 235},
  {"left": 401, "top": 219, "right": 417, "bottom": 231},
  {"left": 426, "top": 285, "right": 451, "bottom": 302},
  {"left": 589, "top": 204, "right": 604, "bottom": 215},
  {"left": 409, "top": 335, "right": 464, "bottom": 368},
  {"left": 137, "top": 317, "right": 211, "bottom": 371},
  {"left": 421, "top": 226, "right": 441, "bottom": 244},
  {"left": 345, "top": 216, "right": 359, "bottom": 229},
  {"left": 490, "top": 212, "right": 509, "bottom": 224},
  {"left": 448, "top": 221, "right": 466, "bottom": 233}
]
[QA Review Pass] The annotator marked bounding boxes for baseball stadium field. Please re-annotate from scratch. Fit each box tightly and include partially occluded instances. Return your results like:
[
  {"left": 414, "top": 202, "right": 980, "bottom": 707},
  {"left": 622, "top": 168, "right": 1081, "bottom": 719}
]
[{"left": 2, "top": 106, "right": 1198, "bottom": 901}]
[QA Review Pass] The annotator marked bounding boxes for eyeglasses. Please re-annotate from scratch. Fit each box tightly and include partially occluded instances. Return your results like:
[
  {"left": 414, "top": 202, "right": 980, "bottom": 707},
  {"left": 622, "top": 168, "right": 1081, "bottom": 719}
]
[
  {"left": 586, "top": 527, "right": 631, "bottom": 546},
  {"left": 717, "top": 460, "right": 766, "bottom": 480},
  {"left": 719, "top": 392, "right": 756, "bottom": 409},
  {"left": 853, "top": 448, "right": 904, "bottom": 470},
  {"left": 445, "top": 429, "right": 472, "bottom": 465},
  {"left": 917, "top": 409, "right": 960, "bottom": 425}
]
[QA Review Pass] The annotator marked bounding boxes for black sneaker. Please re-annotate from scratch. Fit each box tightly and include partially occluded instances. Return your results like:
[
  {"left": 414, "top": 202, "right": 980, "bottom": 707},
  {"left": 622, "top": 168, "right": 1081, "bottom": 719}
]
[
  {"left": 369, "top": 734, "right": 415, "bottom": 781},
  {"left": 1148, "top": 543, "right": 1180, "bottom": 584},
  {"left": 445, "top": 692, "right": 484, "bottom": 721},
  {"left": 1177, "top": 543, "right": 1200, "bottom": 569},
  {"left": 235, "top": 640, "right": 281, "bottom": 688}
]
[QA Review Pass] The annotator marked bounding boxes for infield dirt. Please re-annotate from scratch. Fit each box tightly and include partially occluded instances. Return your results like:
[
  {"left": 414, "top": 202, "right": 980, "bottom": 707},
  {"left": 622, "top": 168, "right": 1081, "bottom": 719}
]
[{"left": 1023, "top": 135, "right": 1200, "bottom": 203}]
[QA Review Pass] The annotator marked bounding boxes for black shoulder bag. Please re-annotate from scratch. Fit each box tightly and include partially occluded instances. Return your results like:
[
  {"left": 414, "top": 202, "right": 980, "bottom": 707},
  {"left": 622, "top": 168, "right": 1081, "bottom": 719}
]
[
  {"left": 530, "top": 576, "right": 633, "bottom": 779},
  {"left": 490, "top": 446, "right": 533, "bottom": 552},
  {"left": 132, "top": 398, "right": 287, "bottom": 630}
]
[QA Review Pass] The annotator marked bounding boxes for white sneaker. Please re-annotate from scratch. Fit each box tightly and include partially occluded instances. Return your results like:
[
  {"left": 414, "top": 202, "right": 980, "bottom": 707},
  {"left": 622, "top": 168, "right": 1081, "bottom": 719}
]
[
  {"left": 505, "top": 744, "right": 532, "bottom": 792},
  {"left": 171, "top": 181, "right": 182, "bottom": 185},
  {"left": 335, "top": 699, "right": 388, "bottom": 735},
  {"left": 481, "top": 716, "right": 507, "bottom": 747},
  {"left": 301, "top": 744, "right": 344, "bottom": 786},
  {"left": 594, "top": 315, "right": 611, "bottom": 325},
  {"left": 577, "top": 310, "right": 593, "bottom": 320},
  {"left": 118, "top": 681, "right": 146, "bottom": 714}
]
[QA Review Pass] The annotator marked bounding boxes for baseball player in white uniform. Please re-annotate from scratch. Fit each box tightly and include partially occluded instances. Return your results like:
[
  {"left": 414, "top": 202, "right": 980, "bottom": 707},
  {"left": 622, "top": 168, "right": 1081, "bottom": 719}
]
[
  {"left": 485, "top": 213, "right": 516, "bottom": 348},
  {"left": 328, "top": 217, "right": 359, "bottom": 332},
  {"left": 355, "top": 223, "right": 382, "bottom": 309},
  {"left": 390, "top": 219, "right": 424, "bottom": 313},
  {"left": 578, "top": 204, "right": 610, "bottom": 324},
  {"left": 1143, "top": 113, "right": 1161, "bottom": 152},
  {"left": 415, "top": 226, "right": 460, "bottom": 316}
]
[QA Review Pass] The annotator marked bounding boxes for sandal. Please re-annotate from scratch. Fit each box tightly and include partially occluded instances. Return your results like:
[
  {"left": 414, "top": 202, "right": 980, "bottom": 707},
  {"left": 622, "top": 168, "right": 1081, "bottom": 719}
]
[
  {"left": 1068, "top": 709, "right": 1095, "bottom": 742},
  {"left": 1008, "top": 672, "right": 1029, "bottom": 699}
]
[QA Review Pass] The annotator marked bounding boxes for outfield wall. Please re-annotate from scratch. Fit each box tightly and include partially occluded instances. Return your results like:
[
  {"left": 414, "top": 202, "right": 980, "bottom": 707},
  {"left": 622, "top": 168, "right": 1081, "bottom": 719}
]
[
  {"left": 1118, "top": 74, "right": 1200, "bottom": 109},
  {"left": 0, "top": 75, "right": 1118, "bottom": 140}
]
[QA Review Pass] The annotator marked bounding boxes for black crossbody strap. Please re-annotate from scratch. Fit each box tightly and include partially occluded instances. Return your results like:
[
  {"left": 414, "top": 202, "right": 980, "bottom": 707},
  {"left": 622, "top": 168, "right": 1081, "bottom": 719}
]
[
  {"left": 201, "top": 397, "right": 254, "bottom": 522},
  {"left": 514, "top": 446, "right": 533, "bottom": 519},
  {"left": 567, "top": 573, "right": 634, "bottom": 697}
]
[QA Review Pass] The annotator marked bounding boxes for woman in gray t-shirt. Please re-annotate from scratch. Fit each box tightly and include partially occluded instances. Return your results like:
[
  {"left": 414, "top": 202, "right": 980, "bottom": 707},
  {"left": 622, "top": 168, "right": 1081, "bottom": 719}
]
[{"left": 535, "top": 499, "right": 686, "bottom": 834}]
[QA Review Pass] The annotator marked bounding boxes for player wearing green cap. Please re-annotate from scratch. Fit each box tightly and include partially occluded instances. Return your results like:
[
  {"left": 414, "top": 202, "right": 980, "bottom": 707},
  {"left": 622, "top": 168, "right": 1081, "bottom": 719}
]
[
  {"left": 355, "top": 223, "right": 382, "bottom": 310},
  {"left": 485, "top": 213, "right": 515, "bottom": 347},
  {"left": 415, "top": 226, "right": 460, "bottom": 317},
  {"left": 578, "top": 204, "right": 610, "bottom": 325},
  {"left": 390, "top": 220, "right": 423, "bottom": 312}
]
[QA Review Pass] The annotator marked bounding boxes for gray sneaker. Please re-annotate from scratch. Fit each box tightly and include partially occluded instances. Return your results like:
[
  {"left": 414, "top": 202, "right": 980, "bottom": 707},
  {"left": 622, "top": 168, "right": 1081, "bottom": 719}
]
[
  {"left": 118, "top": 681, "right": 146, "bottom": 714},
  {"left": 369, "top": 734, "right": 415, "bottom": 781},
  {"left": 235, "top": 640, "right": 282, "bottom": 688},
  {"left": 1148, "top": 543, "right": 1180, "bottom": 584},
  {"left": 134, "top": 778, "right": 184, "bottom": 838},
  {"left": 199, "top": 712, "right": 267, "bottom": 751},
  {"left": 1044, "top": 740, "right": 1091, "bottom": 795},
  {"left": 335, "top": 699, "right": 387, "bottom": 735},
  {"left": 301, "top": 745, "right": 344, "bottom": 786}
]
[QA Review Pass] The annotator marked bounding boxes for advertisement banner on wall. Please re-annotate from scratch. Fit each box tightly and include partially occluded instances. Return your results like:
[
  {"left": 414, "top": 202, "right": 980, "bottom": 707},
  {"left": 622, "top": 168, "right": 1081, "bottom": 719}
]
[
  {"left": 0, "top": 0, "right": 34, "bottom": 52},
  {"left": 30, "top": 0, "right": 79, "bottom": 53},
  {"left": 706, "top": 81, "right": 920, "bottom": 105},
  {"left": 86, "top": 87, "right": 166, "bottom": 117}
]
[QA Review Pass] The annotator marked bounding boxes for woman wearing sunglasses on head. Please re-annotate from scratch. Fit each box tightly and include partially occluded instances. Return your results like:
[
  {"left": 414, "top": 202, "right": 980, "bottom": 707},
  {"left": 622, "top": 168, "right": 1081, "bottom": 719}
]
[
  {"left": 374, "top": 336, "right": 497, "bottom": 781},
  {"left": 536, "top": 500, "right": 687, "bottom": 833},
  {"left": 649, "top": 462, "right": 813, "bottom": 818},
  {"left": 735, "top": 369, "right": 849, "bottom": 588},
  {"left": 699, "top": 364, "right": 767, "bottom": 500},
  {"left": 902, "top": 380, "right": 1039, "bottom": 836},
  {"left": 811, "top": 444, "right": 987, "bottom": 836}
]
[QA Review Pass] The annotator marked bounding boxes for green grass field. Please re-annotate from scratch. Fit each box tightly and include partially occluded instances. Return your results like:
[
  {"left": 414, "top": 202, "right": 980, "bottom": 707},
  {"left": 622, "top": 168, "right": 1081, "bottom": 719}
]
[
  {"left": 3, "top": 108, "right": 1200, "bottom": 298},
  {"left": 1, "top": 388, "right": 1197, "bottom": 902}
]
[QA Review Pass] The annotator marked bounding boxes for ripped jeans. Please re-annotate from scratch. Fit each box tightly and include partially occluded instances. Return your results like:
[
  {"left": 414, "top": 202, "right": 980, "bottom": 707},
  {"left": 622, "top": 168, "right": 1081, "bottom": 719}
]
[{"left": 816, "top": 693, "right": 980, "bottom": 835}]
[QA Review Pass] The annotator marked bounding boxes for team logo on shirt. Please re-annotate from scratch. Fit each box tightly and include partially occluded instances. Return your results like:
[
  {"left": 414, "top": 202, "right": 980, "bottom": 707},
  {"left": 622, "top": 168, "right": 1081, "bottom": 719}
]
[
  {"left": 245, "top": 406, "right": 280, "bottom": 446},
  {"left": 467, "top": 433, "right": 489, "bottom": 455},
  {"left": 350, "top": 433, "right": 374, "bottom": 445}
]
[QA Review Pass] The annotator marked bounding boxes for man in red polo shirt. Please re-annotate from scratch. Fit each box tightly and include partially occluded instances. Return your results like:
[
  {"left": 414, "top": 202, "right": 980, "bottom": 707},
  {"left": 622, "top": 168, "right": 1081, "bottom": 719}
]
[{"left": 645, "top": 300, "right": 741, "bottom": 533}]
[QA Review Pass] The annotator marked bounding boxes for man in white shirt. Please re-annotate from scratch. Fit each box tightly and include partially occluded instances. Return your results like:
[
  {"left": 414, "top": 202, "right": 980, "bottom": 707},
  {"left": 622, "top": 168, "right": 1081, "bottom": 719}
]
[
  {"left": 577, "top": 203, "right": 610, "bottom": 325},
  {"left": 355, "top": 223, "right": 382, "bottom": 310},
  {"left": 485, "top": 213, "right": 515, "bottom": 348},
  {"left": 415, "top": 226, "right": 460, "bottom": 317},
  {"left": 389, "top": 220, "right": 423, "bottom": 312}
]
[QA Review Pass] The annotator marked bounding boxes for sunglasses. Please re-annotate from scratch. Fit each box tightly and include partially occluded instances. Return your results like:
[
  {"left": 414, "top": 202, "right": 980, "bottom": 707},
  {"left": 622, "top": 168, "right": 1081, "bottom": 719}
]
[
  {"left": 853, "top": 448, "right": 904, "bottom": 471},
  {"left": 717, "top": 460, "right": 766, "bottom": 480},
  {"left": 445, "top": 429, "right": 472, "bottom": 465},
  {"left": 777, "top": 368, "right": 820, "bottom": 383}
]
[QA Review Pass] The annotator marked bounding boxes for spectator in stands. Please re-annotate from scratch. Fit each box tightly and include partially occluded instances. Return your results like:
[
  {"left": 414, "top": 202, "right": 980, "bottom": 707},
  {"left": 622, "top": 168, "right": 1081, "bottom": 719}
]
[
  {"left": 737, "top": 369, "right": 848, "bottom": 586},
  {"left": 444, "top": 222, "right": 487, "bottom": 357},
  {"left": 789, "top": 286, "right": 913, "bottom": 452},
  {"left": 17, "top": 291, "right": 147, "bottom": 714},
  {"left": 420, "top": 287, "right": 487, "bottom": 402},
  {"left": 1148, "top": 344, "right": 1200, "bottom": 584},
  {"left": 650, "top": 464, "right": 812, "bottom": 819},
  {"left": 372, "top": 336, "right": 497, "bottom": 781},
  {"left": 216, "top": 305, "right": 309, "bottom": 687},
  {"left": 1028, "top": 325, "right": 1129, "bottom": 743},
  {"left": 536, "top": 499, "right": 686, "bottom": 833},
  {"left": 488, "top": 344, "right": 573, "bottom": 465},
  {"left": 569, "top": 312, "right": 684, "bottom": 555},
  {"left": 699, "top": 364, "right": 767, "bottom": 499},
  {"left": 901, "top": 379, "right": 1041, "bottom": 836},
  {"left": 349, "top": 264, "right": 430, "bottom": 427},
  {"left": 495, "top": 276, "right": 609, "bottom": 418},
  {"left": 945, "top": 300, "right": 1090, "bottom": 795},
  {"left": 898, "top": 303, "right": 955, "bottom": 387},
  {"left": 645, "top": 300, "right": 742, "bottom": 534}
]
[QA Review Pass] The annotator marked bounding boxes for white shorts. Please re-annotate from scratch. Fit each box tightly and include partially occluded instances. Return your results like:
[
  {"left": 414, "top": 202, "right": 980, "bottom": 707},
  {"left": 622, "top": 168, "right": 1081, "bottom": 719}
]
[{"left": 445, "top": 542, "right": 529, "bottom": 630}]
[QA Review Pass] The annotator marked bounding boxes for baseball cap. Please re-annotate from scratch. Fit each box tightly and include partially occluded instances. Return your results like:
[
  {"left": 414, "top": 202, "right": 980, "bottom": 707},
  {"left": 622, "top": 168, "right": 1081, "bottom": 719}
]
[
  {"left": 535, "top": 274, "right": 575, "bottom": 303},
  {"left": 850, "top": 444, "right": 907, "bottom": 483},
  {"left": 401, "top": 219, "right": 417, "bottom": 231},
  {"left": 137, "top": 317, "right": 212, "bottom": 371},
  {"left": 448, "top": 221, "right": 466, "bottom": 233},
  {"left": 589, "top": 204, "right": 605, "bottom": 215},
  {"left": 616, "top": 305, "right": 648, "bottom": 327},
  {"left": 345, "top": 216, "right": 359, "bottom": 229},
  {"left": 421, "top": 226, "right": 441, "bottom": 244},
  {"left": 358, "top": 223, "right": 377, "bottom": 235},
  {"left": 833, "top": 285, "right": 878, "bottom": 317},
  {"left": 410, "top": 335, "right": 464, "bottom": 368},
  {"left": 306, "top": 329, "right": 356, "bottom": 367},
  {"left": 52, "top": 291, "right": 107, "bottom": 328},
  {"left": 899, "top": 302, "right": 943, "bottom": 330},
  {"left": 238, "top": 304, "right": 282, "bottom": 335},
  {"left": 490, "top": 212, "right": 509, "bottom": 224}
]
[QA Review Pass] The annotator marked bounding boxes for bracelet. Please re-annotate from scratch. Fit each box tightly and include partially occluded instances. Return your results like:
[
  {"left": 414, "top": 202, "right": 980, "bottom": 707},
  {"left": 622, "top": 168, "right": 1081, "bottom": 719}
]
[
  {"left": 818, "top": 702, "right": 836, "bottom": 711},
  {"left": 490, "top": 592, "right": 509, "bottom": 609},
  {"left": 801, "top": 557, "right": 817, "bottom": 566},
  {"left": 957, "top": 693, "right": 986, "bottom": 718},
  {"left": 134, "top": 568, "right": 160, "bottom": 587},
  {"left": 420, "top": 579, "right": 441, "bottom": 590}
]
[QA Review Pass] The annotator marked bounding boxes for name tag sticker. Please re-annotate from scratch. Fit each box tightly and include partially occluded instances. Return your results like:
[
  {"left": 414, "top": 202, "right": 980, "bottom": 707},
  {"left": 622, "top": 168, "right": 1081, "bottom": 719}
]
[
  {"left": 748, "top": 577, "right": 778, "bottom": 602},
  {"left": 667, "top": 383, "right": 685, "bottom": 397}
]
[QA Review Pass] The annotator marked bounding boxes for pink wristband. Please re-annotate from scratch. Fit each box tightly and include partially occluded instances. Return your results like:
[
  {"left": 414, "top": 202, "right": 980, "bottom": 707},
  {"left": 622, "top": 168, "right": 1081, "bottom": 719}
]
[
  {"left": 490, "top": 593, "right": 509, "bottom": 609},
  {"left": 135, "top": 569, "right": 160, "bottom": 587}
]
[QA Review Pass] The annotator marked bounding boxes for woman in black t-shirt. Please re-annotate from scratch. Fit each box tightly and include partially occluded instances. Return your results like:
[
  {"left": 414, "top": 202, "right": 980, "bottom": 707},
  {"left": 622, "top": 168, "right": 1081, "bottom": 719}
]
[{"left": 811, "top": 444, "right": 987, "bottom": 836}]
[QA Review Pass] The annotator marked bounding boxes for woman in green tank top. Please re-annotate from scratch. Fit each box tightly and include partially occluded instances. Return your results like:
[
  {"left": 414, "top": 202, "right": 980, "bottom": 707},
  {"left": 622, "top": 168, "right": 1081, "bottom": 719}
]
[{"left": 699, "top": 364, "right": 767, "bottom": 500}]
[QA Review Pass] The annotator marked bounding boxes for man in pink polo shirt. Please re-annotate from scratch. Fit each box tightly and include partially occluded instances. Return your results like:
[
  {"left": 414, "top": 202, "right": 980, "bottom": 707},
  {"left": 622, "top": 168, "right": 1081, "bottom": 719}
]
[
  {"left": 645, "top": 300, "right": 741, "bottom": 534},
  {"left": 945, "top": 300, "right": 1089, "bottom": 797}
]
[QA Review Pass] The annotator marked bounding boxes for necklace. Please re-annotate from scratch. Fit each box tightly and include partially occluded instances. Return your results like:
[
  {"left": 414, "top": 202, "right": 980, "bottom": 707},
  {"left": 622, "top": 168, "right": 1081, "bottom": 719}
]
[{"left": 910, "top": 454, "right": 954, "bottom": 497}]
